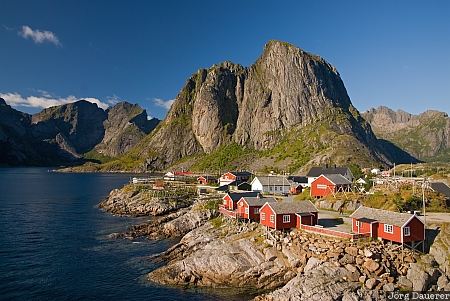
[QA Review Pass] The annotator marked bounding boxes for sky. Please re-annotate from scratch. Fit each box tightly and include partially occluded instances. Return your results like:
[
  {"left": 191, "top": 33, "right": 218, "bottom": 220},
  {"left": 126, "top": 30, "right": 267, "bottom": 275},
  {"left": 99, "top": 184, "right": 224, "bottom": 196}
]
[{"left": 1, "top": 0, "right": 449, "bottom": 119}]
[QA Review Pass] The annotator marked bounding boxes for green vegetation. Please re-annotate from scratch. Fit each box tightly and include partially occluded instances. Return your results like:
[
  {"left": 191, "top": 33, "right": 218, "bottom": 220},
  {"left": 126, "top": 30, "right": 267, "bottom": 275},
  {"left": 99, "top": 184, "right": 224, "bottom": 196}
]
[
  {"left": 191, "top": 143, "right": 256, "bottom": 172},
  {"left": 83, "top": 150, "right": 114, "bottom": 164},
  {"left": 203, "top": 198, "right": 221, "bottom": 211},
  {"left": 210, "top": 216, "right": 225, "bottom": 228}
]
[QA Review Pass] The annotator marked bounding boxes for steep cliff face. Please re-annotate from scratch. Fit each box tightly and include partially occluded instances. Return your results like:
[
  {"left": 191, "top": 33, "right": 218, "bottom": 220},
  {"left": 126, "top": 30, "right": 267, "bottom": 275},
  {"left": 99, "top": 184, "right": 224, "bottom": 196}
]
[
  {"left": 363, "top": 107, "right": 450, "bottom": 161},
  {"left": 133, "top": 40, "right": 411, "bottom": 171},
  {"left": 95, "top": 102, "right": 159, "bottom": 157},
  {"left": 31, "top": 100, "right": 107, "bottom": 155}
]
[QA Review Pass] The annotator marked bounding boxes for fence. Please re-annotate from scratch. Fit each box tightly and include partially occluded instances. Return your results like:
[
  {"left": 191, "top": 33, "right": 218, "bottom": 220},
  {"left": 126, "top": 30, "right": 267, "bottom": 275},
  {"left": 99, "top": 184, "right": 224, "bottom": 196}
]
[{"left": 300, "top": 224, "right": 370, "bottom": 240}]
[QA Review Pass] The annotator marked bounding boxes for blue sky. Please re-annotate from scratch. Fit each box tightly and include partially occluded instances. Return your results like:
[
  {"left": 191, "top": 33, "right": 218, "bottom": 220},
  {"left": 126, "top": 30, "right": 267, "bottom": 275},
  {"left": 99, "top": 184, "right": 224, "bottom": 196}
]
[{"left": 1, "top": 0, "right": 449, "bottom": 119}]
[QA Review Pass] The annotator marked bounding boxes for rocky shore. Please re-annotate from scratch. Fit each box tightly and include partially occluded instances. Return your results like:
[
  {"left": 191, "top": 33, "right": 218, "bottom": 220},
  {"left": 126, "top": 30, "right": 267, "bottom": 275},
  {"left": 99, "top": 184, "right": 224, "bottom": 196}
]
[
  {"left": 148, "top": 218, "right": 450, "bottom": 299},
  {"left": 100, "top": 185, "right": 450, "bottom": 299},
  {"left": 99, "top": 184, "right": 195, "bottom": 216}
]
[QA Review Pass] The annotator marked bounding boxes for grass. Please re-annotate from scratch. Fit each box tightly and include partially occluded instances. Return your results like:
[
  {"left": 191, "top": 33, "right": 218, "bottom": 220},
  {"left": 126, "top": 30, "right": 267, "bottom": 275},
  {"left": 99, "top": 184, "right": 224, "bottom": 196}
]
[
  {"left": 83, "top": 150, "right": 114, "bottom": 164},
  {"left": 210, "top": 216, "right": 225, "bottom": 228},
  {"left": 191, "top": 143, "right": 256, "bottom": 172}
]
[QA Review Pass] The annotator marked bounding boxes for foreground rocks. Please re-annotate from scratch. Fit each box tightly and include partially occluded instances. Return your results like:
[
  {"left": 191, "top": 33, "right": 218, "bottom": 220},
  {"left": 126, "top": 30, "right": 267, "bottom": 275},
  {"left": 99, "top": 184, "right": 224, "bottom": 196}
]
[
  {"left": 114, "top": 197, "right": 220, "bottom": 240},
  {"left": 147, "top": 217, "right": 449, "bottom": 299},
  {"left": 99, "top": 184, "right": 194, "bottom": 216}
]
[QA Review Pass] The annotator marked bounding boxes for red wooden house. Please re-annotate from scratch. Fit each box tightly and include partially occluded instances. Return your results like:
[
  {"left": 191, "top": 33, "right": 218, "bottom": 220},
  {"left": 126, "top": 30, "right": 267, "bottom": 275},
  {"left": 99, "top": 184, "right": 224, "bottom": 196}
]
[
  {"left": 236, "top": 196, "right": 276, "bottom": 221},
  {"left": 197, "top": 175, "right": 217, "bottom": 185},
  {"left": 221, "top": 191, "right": 260, "bottom": 211},
  {"left": 219, "top": 171, "right": 253, "bottom": 187},
  {"left": 349, "top": 206, "right": 425, "bottom": 246},
  {"left": 259, "top": 200, "right": 318, "bottom": 230},
  {"left": 310, "top": 174, "right": 352, "bottom": 198}
]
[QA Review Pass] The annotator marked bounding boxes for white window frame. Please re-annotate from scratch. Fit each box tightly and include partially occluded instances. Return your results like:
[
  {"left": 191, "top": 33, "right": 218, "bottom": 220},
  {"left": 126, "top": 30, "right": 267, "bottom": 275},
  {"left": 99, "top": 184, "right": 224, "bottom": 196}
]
[
  {"left": 384, "top": 224, "right": 394, "bottom": 234},
  {"left": 283, "top": 215, "right": 290, "bottom": 223},
  {"left": 403, "top": 226, "right": 410, "bottom": 237},
  {"left": 355, "top": 220, "right": 360, "bottom": 227},
  {"left": 317, "top": 184, "right": 328, "bottom": 190},
  {"left": 261, "top": 213, "right": 266, "bottom": 221},
  {"left": 254, "top": 208, "right": 259, "bottom": 214},
  {"left": 245, "top": 207, "right": 249, "bottom": 214},
  {"left": 270, "top": 214, "right": 275, "bottom": 223}
]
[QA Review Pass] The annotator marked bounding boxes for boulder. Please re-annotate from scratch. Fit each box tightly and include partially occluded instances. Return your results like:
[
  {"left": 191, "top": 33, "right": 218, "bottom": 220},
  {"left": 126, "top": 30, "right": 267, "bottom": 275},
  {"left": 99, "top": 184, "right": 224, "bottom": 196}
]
[
  {"left": 365, "top": 278, "right": 378, "bottom": 289},
  {"left": 407, "top": 262, "right": 440, "bottom": 291},
  {"left": 345, "top": 246, "right": 358, "bottom": 256},
  {"left": 363, "top": 259, "right": 380, "bottom": 273},
  {"left": 304, "top": 257, "right": 322, "bottom": 273}
]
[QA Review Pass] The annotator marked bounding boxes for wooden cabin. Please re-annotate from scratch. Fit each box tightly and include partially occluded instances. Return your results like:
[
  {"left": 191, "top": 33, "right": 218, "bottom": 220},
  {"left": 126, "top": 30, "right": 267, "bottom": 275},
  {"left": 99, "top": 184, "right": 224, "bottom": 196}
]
[
  {"left": 259, "top": 200, "right": 318, "bottom": 230},
  {"left": 222, "top": 191, "right": 260, "bottom": 211},
  {"left": 350, "top": 206, "right": 425, "bottom": 245},
  {"left": 310, "top": 174, "right": 352, "bottom": 198},
  {"left": 236, "top": 196, "right": 276, "bottom": 221}
]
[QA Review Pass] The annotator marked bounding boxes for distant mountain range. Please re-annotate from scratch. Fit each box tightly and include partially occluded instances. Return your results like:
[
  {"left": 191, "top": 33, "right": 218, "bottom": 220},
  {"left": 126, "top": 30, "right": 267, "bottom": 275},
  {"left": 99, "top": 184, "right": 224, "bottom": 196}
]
[
  {"left": 0, "top": 98, "right": 159, "bottom": 166},
  {"left": 363, "top": 106, "right": 450, "bottom": 162},
  {"left": 3, "top": 41, "right": 447, "bottom": 171}
]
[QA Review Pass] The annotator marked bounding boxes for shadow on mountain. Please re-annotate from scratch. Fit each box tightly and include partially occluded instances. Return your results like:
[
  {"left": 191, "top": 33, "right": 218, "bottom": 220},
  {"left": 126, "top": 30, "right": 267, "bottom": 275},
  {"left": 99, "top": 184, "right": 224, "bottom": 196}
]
[{"left": 377, "top": 139, "right": 422, "bottom": 164}]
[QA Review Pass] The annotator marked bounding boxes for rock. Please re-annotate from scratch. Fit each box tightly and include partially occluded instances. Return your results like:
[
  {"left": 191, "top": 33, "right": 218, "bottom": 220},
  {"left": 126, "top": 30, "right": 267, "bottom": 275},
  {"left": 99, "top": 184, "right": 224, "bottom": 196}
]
[
  {"left": 365, "top": 278, "right": 378, "bottom": 289},
  {"left": 134, "top": 40, "right": 396, "bottom": 171},
  {"left": 345, "top": 246, "right": 358, "bottom": 256},
  {"left": 429, "top": 225, "right": 450, "bottom": 277},
  {"left": 363, "top": 259, "right": 380, "bottom": 273},
  {"left": 407, "top": 262, "right": 440, "bottom": 291},
  {"left": 264, "top": 248, "right": 278, "bottom": 261},
  {"left": 345, "top": 264, "right": 358, "bottom": 273},
  {"left": 340, "top": 254, "right": 356, "bottom": 265},
  {"left": 437, "top": 275, "right": 449, "bottom": 289},
  {"left": 254, "top": 263, "right": 361, "bottom": 301},
  {"left": 383, "top": 283, "right": 395, "bottom": 291},
  {"left": 304, "top": 257, "right": 322, "bottom": 273},
  {"left": 364, "top": 248, "right": 373, "bottom": 258}
]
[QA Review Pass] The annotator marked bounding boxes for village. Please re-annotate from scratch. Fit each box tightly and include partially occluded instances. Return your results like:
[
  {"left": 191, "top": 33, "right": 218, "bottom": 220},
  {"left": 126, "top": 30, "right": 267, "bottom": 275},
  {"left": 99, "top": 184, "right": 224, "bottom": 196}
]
[{"left": 130, "top": 165, "right": 450, "bottom": 253}]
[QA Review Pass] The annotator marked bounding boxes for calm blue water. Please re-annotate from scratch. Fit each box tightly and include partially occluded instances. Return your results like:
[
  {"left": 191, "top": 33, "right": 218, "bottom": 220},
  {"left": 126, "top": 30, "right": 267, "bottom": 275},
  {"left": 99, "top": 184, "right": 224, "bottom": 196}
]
[{"left": 0, "top": 168, "right": 244, "bottom": 301}]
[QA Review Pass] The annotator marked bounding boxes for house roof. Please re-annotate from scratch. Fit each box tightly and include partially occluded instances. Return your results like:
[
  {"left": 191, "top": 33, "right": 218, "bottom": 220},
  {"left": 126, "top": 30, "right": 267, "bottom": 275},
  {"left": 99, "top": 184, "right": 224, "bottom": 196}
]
[
  {"left": 254, "top": 176, "right": 292, "bottom": 186},
  {"left": 241, "top": 197, "right": 276, "bottom": 207},
  {"left": 430, "top": 182, "right": 450, "bottom": 198},
  {"left": 226, "top": 191, "right": 260, "bottom": 202},
  {"left": 287, "top": 176, "right": 308, "bottom": 184},
  {"left": 322, "top": 174, "right": 352, "bottom": 185},
  {"left": 266, "top": 200, "right": 318, "bottom": 214},
  {"left": 307, "top": 167, "right": 351, "bottom": 178},
  {"left": 198, "top": 175, "right": 217, "bottom": 181},
  {"left": 350, "top": 206, "right": 422, "bottom": 227},
  {"left": 226, "top": 171, "right": 253, "bottom": 177}
]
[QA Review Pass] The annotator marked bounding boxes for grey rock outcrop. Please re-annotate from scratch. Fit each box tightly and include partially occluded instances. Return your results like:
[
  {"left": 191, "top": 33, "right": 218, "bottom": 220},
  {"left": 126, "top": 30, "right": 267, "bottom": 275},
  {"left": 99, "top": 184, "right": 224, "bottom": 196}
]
[{"left": 132, "top": 40, "right": 408, "bottom": 171}]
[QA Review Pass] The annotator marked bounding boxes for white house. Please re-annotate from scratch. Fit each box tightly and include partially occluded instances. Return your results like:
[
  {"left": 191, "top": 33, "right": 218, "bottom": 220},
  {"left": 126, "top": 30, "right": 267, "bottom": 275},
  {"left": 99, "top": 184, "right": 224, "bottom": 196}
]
[
  {"left": 251, "top": 176, "right": 291, "bottom": 194},
  {"left": 371, "top": 168, "right": 381, "bottom": 175},
  {"left": 163, "top": 172, "right": 175, "bottom": 181}
]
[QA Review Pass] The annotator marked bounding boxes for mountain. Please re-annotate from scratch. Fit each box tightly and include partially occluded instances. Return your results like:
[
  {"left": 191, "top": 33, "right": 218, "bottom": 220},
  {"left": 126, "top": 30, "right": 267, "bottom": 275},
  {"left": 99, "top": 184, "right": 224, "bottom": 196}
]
[
  {"left": 112, "top": 40, "right": 415, "bottom": 172},
  {"left": 363, "top": 106, "right": 450, "bottom": 162},
  {"left": 94, "top": 102, "right": 160, "bottom": 157},
  {"left": 0, "top": 99, "right": 159, "bottom": 166}
]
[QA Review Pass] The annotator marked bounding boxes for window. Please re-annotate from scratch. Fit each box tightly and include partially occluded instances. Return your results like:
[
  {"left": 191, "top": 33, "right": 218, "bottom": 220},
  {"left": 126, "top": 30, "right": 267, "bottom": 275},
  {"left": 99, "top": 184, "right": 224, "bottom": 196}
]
[
  {"left": 245, "top": 207, "right": 249, "bottom": 214},
  {"left": 384, "top": 224, "right": 394, "bottom": 234},
  {"left": 223, "top": 200, "right": 227, "bottom": 205},
  {"left": 355, "top": 220, "right": 360, "bottom": 227},
  {"left": 239, "top": 202, "right": 243, "bottom": 207},
  {"left": 269, "top": 186, "right": 273, "bottom": 191},
  {"left": 283, "top": 215, "right": 290, "bottom": 223},
  {"left": 254, "top": 208, "right": 259, "bottom": 214},
  {"left": 270, "top": 214, "right": 275, "bottom": 223},
  {"left": 317, "top": 184, "right": 328, "bottom": 190},
  {"left": 275, "top": 186, "right": 278, "bottom": 191},
  {"left": 261, "top": 213, "right": 266, "bottom": 221},
  {"left": 403, "top": 227, "right": 410, "bottom": 237}
]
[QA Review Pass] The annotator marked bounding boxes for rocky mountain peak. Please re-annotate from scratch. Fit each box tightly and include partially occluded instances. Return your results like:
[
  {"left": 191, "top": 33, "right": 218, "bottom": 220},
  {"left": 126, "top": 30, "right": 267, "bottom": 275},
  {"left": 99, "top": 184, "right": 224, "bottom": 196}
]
[
  {"left": 130, "top": 40, "right": 408, "bottom": 171},
  {"left": 0, "top": 97, "right": 6, "bottom": 106}
]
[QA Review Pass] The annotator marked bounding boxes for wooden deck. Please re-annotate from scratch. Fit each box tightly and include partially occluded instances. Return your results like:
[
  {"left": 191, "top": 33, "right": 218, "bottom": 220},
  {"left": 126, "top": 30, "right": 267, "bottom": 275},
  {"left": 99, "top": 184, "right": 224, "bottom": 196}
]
[
  {"left": 300, "top": 224, "right": 370, "bottom": 240},
  {"left": 219, "top": 205, "right": 237, "bottom": 218}
]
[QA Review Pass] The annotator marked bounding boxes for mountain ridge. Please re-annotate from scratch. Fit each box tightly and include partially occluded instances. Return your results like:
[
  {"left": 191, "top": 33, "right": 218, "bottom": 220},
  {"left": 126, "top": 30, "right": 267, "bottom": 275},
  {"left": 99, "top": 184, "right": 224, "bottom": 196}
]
[
  {"left": 104, "top": 40, "right": 416, "bottom": 172},
  {"left": 0, "top": 99, "right": 160, "bottom": 166},
  {"left": 363, "top": 106, "right": 450, "bottom": 162}
]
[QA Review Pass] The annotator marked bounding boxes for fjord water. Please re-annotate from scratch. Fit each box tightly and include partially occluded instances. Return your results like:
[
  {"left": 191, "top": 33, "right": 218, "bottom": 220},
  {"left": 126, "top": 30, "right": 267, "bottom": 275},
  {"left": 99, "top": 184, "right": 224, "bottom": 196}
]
[{"left": 0, "top": 168, "right": 233, "bottom": 301}]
